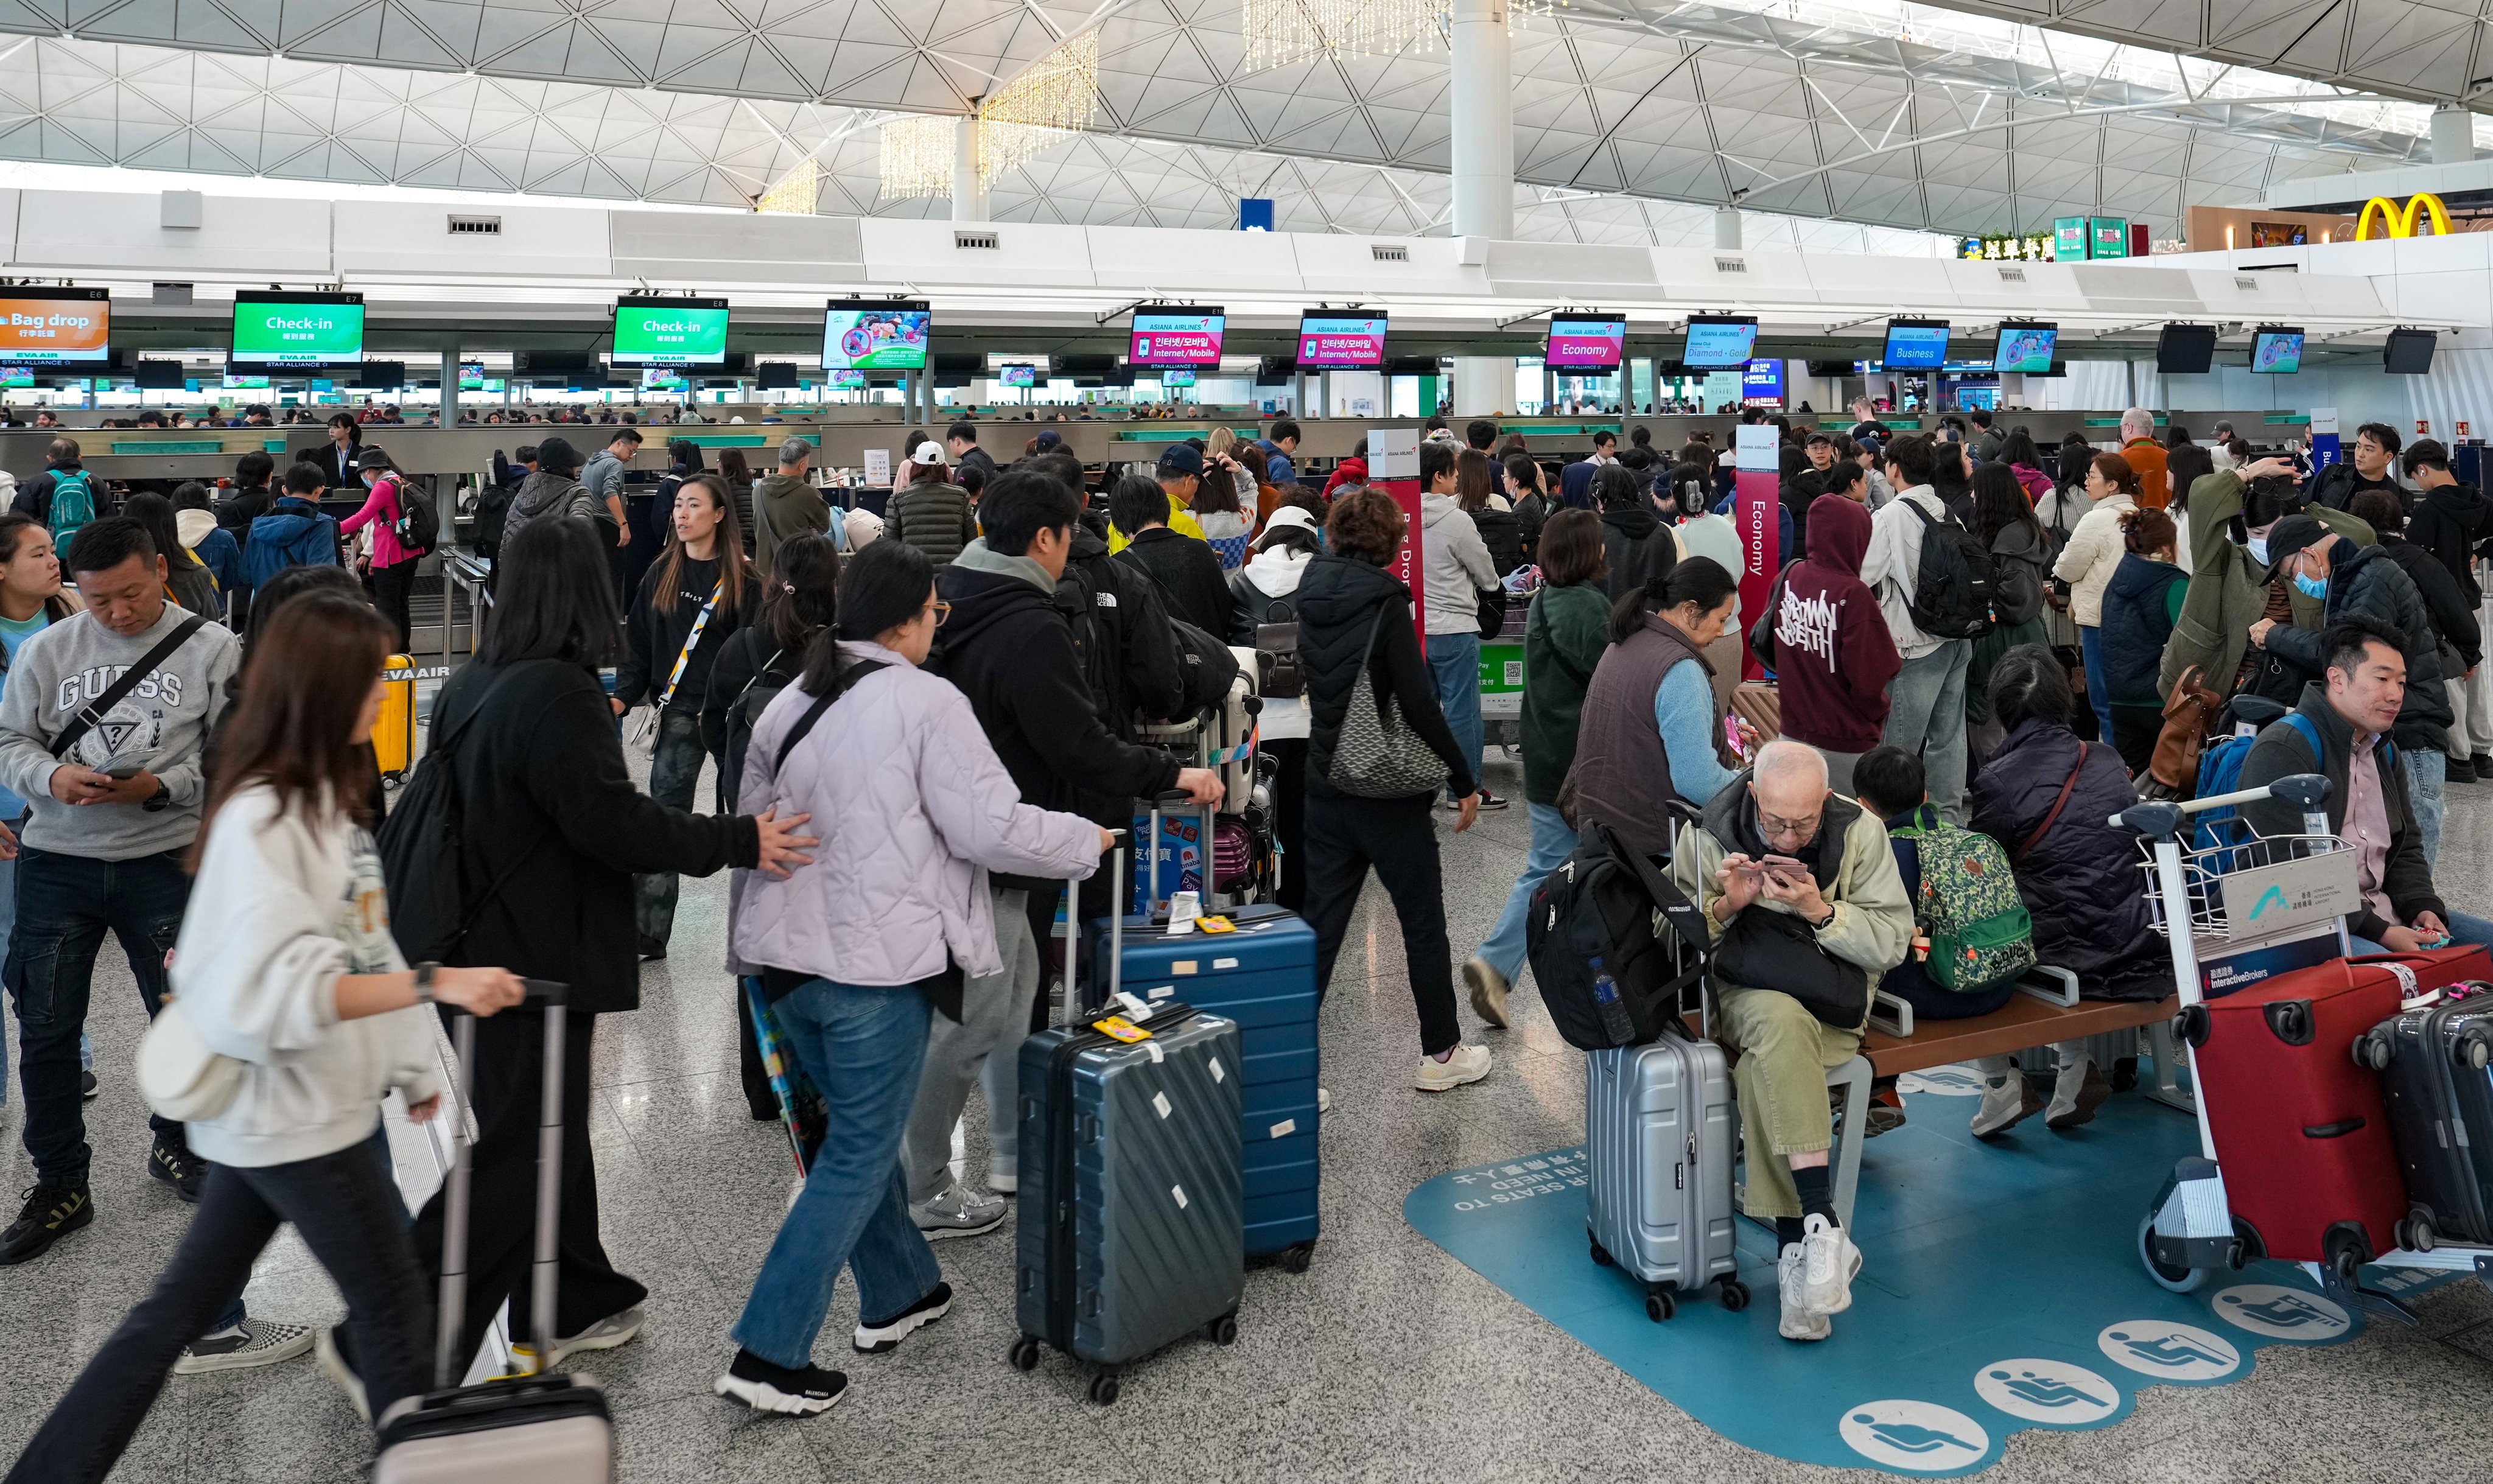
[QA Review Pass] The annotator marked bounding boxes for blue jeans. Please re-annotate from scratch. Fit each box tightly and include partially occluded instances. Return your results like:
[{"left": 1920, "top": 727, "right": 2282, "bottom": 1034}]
[
  {"left": 2349, "top": 910, "right": 2493, "bottom": 957},
  {"left": 1426, "top": 632, "right": 1483, "bottom": 802},
  {"left": 1476, "top": 803, "right": 1576, "bottom": 983},
  {"left": 2079, "top": 626, "right": 2116, "bottom": 746},
  {"left": 7, "top": 845, "right": 190, "bottom": 1185},
  {"left": 729, "top": 978, "right": 944, "bottom": 1369},
  {"left": 2403, "top": 746, "right": 2446, "bottom": 870}
]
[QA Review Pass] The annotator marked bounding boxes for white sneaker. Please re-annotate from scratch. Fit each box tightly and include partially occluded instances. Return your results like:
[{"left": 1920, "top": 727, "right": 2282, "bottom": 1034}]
[
  {"left": 1969, "top": 1073, "right": 2044, "bottom": 1139},
  {"left": 1415, "top": 1044, "right": 1492, "bottom": 1091},
  {"left": 2046, "top": 1057, "right": 2111, "bottom": 1130},
  {"left": 988, "top": 1150, "right": 1018, "bottom": 1195},
  {"left": 910, "top": 1181, "right": 1007, "bottom": 1239},
  {"left": 1800, "top": 1213, "right": 1861, "bottom": 1316},
  {"left": 1463, "top": 957, "right": 1510, "bottom": 1030},
  {"left": 1778, "top": 1244, "right": 1829, "bottom": 1342},
  {"left": 512, "top": 1303, "right": 645, "bottom": 1372},
  {"left": 175, "top": 1317, "right": 314, "bottom": 1374}
]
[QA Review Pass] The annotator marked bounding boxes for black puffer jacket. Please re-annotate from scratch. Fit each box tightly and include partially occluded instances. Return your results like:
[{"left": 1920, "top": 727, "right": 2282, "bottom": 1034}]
[
  {"left": 2263, "top": 536, "right": 2453, "bottom": 752},
  {"left": 1470, "top": 505, "right": 1524, "bottom": 576},
  {"left": 1968, "top": 717, "right": 2170, "bottom": 1001},
  {"left": 1293, "top": 554, "right": 1475, "bottom": 800},
  {"left": 2408, "top": 479, "right": 2489, "bottom": 604},
  {"left": 2374, "top": 535, "right": 2483, "bottom": 670},
  {"left": 1598, "top": 505, "right": 1679, "bottom": 601}
]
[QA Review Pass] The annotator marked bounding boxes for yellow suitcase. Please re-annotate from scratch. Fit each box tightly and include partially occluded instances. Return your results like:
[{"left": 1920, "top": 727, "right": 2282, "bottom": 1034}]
[{"left": 374, "top": 655, "right": 416, "bottom": 780}]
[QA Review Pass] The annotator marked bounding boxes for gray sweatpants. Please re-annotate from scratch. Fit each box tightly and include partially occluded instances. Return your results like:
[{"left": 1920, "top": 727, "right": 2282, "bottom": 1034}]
[
  {"left": 1884, "top": 639, "right": 1971, "bottom": 825},
  {"left": 901, "top": 887, "right": 1036, "bottom": 1204}
]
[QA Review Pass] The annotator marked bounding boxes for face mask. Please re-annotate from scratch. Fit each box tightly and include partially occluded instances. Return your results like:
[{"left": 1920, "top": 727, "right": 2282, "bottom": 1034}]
[
  {"left": 2293, "top": 571, "right": 2328, "bottom": 600},
  {"left": 2247, "top": 536, "right": 2270, "bottom": 565}
]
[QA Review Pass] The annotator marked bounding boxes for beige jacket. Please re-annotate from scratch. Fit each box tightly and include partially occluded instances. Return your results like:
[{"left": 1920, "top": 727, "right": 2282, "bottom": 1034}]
[{"left": 2052, "top": 492, "right": 2137, "bottom": 627}]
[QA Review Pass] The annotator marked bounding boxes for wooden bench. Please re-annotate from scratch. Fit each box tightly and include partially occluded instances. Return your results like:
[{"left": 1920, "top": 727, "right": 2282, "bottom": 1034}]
[{"left": 1862, "top": 992, "right": 2181, "bottom": 1079}]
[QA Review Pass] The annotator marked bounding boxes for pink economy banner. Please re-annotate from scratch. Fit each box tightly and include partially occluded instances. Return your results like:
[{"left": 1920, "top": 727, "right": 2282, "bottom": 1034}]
[
  {"left": 1735, "top": 423, "right": 1781, "bottom": 681},
  {"left": 1545, "top": 319, "right": 1627, "bottom": 369}
]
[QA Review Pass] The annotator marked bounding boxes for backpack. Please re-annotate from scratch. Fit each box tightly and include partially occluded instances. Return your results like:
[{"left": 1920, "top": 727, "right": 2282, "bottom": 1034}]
[
  {"left": 472, "top": 479, "right": 512, "bottom": 558},
  {"left": 2189, "top": 710, "right": 2372, "bottom": 863},
  {"left": 1526, "top": 817, "right": 1711, "bottom": 1050},
  {"left": 1056, "top": 555, "right": 1116, "bottom": 719},
  {"left": 1168, "top": 617, "right": 1241, "bottom": 716},
  {"left": 1889, "top": 810, "right": 2036, "bottom": 993},
  {"left": 46, "top": 467, "right": 94, "bottom": 546},
  {"left": 378, "top": 677, "right": 539, "bottom": 962},
  {"left": 721, "top": 642, "right": 799, "bottom": 811},
  {"left": 1901, "top": 499, "right": 2001, "bottom": 639},
  {"left": 388, "top": 476, "right": 440, "bottom": 555}
]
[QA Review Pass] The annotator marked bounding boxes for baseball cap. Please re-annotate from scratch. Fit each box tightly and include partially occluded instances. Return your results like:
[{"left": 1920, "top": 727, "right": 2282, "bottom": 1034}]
[
  {"left": 1261, "top": 504, "right": 1319, "bottom": 539},
  {"left": 913, "top": 441, "right": 948, "bottom": 465},
  {"left": 1157, "top": 444, "right": 1204, "bottom": 477},
  {"left": 2263, "top": 513, "right": 2329, "bottom": 569}
]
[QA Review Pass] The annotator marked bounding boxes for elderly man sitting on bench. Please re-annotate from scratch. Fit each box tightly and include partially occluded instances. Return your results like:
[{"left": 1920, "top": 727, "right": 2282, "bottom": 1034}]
[{"left": 1677, "top": 739, "right": 1914, "bottom": 1344}]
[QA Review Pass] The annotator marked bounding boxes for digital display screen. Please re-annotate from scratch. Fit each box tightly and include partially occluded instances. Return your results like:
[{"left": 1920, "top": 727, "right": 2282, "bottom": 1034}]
[
  {"left": 223, "top": 374, "right": 270, "bottom": 388},
  {"left": 1296, "top": 312, "right": 1388, "bottom": 369},
  {"left": 1680, "top": 316, "right": 1758, "bottom": 370},
  {"left": 1741, "top": 358, "right": 1784, "bottom": 404},
  {"left": 826, "top": 368, "right": 869, "bottom": 389},
  {"left": 2385, "top": 327, "right": 2436, "bottom": 376},
  {"left": 611, "top": 296, "right": 728, "bottom": 367},
  {"left": 458, "top": 360, "right": 485, "bottom": 390},
  {"left": 0, "top": 289, "right": 108, "bottom": 365},
  {"left": 1545, "top": 317, "right": 1627, "bottom": 370},
  {"left": 822, "top": 300, "right": 931, "bottom": 371},
  {"left": 1993, "top": 323, "right": 2058, "bottom": 374},
  {"left": 0, "top": 366, "right": 32, "bottom": 388},
  {"left": 1129, "top": 307, "right": 1225, "bottom": 368},
  {"left": 230, "top": 292, "right": 365, "bottom": 368},
  {"left": 1159, "top": 368, "right": 1197, "bottom": 387},
  {"left": 2158, "top": 323, "right": 2218, "bottom": 375},
  {"left": 2090, "top": 216, "right": 2130, "bottom": 261},
  {"left": 997, "top": 363, "right": 1037, "bottom": 388},
  {"left": 1882, "top": 319, "right": 1951, "bottom": 369},
  {"left": 2251, "top": 328, "right": 2304, "bottom": 375},
  {"left": 639, "top": 366, "right": 687, "bottom": 390}
]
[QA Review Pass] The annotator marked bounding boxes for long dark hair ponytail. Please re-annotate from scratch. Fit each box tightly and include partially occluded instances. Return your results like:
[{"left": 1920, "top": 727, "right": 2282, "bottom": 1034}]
[{"left": 1608, "top": 556, "right": 1739, "bottom": 645}]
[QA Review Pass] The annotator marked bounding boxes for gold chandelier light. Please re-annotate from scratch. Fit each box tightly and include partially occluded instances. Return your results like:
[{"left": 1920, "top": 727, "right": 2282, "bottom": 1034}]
[
  {"left": 755, "top": 156, "right": 821, "bottom": 214},
  {"left": 1241, "top": 0, "right": 1570, "bottom": 73},
  {"left": 875, "top": 30, "right": 1101, "bottom": 200}
]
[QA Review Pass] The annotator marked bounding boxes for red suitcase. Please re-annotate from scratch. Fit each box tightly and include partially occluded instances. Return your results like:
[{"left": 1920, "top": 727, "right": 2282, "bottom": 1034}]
[
  {"left": 2196, "top": 958, "right": 2412, "bottom": 1269},
  {"left": 2350, "top": 944, "right": 2493, "bottom": 998}
]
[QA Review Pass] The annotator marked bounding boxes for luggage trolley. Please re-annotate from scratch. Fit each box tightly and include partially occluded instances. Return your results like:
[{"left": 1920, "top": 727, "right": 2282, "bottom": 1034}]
[{"left": 2118, "top": 772, "right": 2493, "bottom": 1320}]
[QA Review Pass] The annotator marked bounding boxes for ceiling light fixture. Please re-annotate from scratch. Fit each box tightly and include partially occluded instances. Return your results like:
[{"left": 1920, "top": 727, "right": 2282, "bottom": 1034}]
[
  {"left": 1241, "top": 0, "right": 1568, "bottom": 72},
  {"left": 876, "top": 31, "right": 1100, "bottom": 199},
  {"left": 756, "top": 156, "right": 821, "bottom": 214}
]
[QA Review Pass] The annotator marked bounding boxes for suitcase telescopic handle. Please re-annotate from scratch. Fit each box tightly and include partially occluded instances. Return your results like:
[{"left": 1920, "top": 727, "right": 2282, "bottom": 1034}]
[
  {"left": 433, "top": 979, "right": 572, "bottom": 1388},
  {"left": 1065, "top": 831, "right": 1125, "bottom": 1024}
]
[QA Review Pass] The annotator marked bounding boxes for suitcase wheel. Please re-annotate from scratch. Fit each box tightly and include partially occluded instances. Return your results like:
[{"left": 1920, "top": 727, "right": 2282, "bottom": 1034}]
[
  {"left": 1644, "top": 1288, "right": 1677, "bottom": 1323},
  {"left": 2407, "top": 1213, "right": 2438, "bottom": 1253},
  {"left": 1588, "top": 1237, "right": 1615, "bottom": 1269},
  {"left": 2137, "top": 1209, "right": 2207, "bottom": 1293},
  {"left": 2356, "top": 1031, "right": 2393, "bottom": 1072},
  {"left": 1087, "top": 1371, "right": 1121, "bottom": 1406},
  {"left": 1282, "top": 1241, "right": 1315, "bottom": 1275},
  {"left": 1204, "top": 1311, "right": 1239, "bottom": 1346},
  {"left": 1718, "top": 1276, "right": 1751, "bottom": 1312},
  {"left": 2458, "top": 1031, "right": 2492, "bottom": 1072},
  {"left": 1007, "top": 1335, "right": 1040, "bottom": 1373}
]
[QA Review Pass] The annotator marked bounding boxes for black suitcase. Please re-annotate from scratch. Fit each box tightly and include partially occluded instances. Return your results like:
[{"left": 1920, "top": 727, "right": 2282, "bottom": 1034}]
[
  {"left": 375, "top": 984, "right": 615, "bottom": 1483},
  {"left": 2364, "top": 997, "right": 2493, "bottom": 1250}
]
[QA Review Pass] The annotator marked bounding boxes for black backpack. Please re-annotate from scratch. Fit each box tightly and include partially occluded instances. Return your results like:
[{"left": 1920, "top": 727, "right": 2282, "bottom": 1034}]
[
  {"left": 379, "top": 677, "right": 538, "bottom": 963},
  {"left": 721, "top": 643, "right": 800, "bottom": 810},
  {"left": 1168, "top": 617, "right": 1241, "bottom": 715},
  {"left": 389, "top": 477, "right": 440, "bottom": 555},
  {"left": 1526, "top": 818, "right": 1711, "bottom": 1051},
  {"left": 472, "top": 478, "right": 514, "bottom": 558},
  {"left": 1902, "top": 499, "right": 2001, "bottom": 639},
  {"left": 1055, "top": 555, "right": 1116, "bottom": 717}
]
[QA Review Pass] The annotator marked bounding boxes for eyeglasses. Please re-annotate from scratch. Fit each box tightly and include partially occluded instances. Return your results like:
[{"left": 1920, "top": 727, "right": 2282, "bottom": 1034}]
[
  {"left": 928, "top": 600, "right": 952, "bottom": 627},
  {"left": 1756, "top": 808, "right": 1821, "bottom": 839}
]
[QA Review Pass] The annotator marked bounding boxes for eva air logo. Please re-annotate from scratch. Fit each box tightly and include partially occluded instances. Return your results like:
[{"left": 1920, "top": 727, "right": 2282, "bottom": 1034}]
[{"left": 2250, "top": 884, "right": 2289, "bottom": 920}]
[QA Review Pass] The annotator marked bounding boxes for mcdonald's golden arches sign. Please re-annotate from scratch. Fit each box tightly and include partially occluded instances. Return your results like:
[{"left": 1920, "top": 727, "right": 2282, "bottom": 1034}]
[{"left": 2355, "top": 193, "right": 2453, "bottom": 240}]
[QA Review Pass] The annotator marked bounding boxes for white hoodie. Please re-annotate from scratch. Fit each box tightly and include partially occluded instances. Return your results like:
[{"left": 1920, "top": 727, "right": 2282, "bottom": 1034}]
[
  {"left": 1238, "top": 544, "right": 1311, "bottom": 603},
  {"left": 171, "top": 784, "right": 441, "bottom": 1168}
]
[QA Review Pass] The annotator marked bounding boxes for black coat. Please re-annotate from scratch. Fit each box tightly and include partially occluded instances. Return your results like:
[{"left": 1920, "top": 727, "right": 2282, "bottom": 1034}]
[
  {"left": 2407, "top": 480, "right": 2489, "bottom": 606},
  {"left": 2376, "top": 536, "right": 2482, "bottom": 669},
  {"left": 1115, "top": 526, "right": 1234, "bottom": 638},
  {"left": 930, "top": 562, "right": 1181, "bottom": 863},
  {"left": 1470, "top": 506, "right": 1524, "bottom": 576},
  {"left": 1065, "top": 523, "right": 1184, "bottom": 735},
  {"left": 1293, "top": 554, "right": 1474, "bottom": 800},
  {"left": 614, "top": 554, "right": 763, "bottom": 718},
  {"left": 2263, "top": 537, "right": 2453, "bottom": 751},
  {"left": 1597, "top": 505, "right": 1677, "bottom": 602},
  {"left": 1968, "top": 718, "right": 2170, "bottom": 1001},
  {"left": 2242, "top": 684, "right": 2444, "bottom": 943},
  {"left": 430, "top": 658, "right": 759, "bottom": 1015},
  {"left": 2310, "top": 461, "right": 2401, "bottom": 513}
]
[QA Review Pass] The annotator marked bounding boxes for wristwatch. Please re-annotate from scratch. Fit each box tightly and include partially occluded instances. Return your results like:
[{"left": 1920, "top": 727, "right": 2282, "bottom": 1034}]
[
  {"left": 413, "top": 961, "right": 440, "bottom": 1003},
  {"left": 1809, "top": 906, "right": 1837, "bottom": 931},
  {"left": 141, "top": 781, "right": 171, "bottom": 813}
]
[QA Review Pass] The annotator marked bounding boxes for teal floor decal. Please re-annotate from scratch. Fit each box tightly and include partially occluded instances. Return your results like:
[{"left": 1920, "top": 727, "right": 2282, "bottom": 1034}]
[{"left": 1402, "top": 1068, "right": 2424, "bottom": 1476}]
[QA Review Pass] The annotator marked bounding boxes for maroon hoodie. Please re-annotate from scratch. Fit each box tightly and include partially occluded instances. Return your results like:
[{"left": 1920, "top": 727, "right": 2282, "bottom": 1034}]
[{"left": 1772, "top": 494, "right": 1902, "bottom": 752}]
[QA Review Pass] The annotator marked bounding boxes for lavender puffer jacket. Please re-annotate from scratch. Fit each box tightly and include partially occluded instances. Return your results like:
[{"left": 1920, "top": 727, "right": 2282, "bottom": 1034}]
[{"left": 728, "top": 640, "right": 1100, "bottom": 987}]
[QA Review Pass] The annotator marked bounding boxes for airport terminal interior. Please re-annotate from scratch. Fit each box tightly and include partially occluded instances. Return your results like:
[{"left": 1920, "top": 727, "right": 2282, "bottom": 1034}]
[{"left": 7, "top": 0, "right": 2493, "bottom": 1479}]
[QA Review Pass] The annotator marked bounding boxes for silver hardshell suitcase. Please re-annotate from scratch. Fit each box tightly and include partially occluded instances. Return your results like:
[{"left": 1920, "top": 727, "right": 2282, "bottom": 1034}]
[
  {"left": 375, "top": 985, "right": 614, "bottom": 1483},
  {"left": 1583, "top": 1024, "right": 1750, "bottom": 1321},
  {"left": 1009, "top": 845, "right": 1245, "bottom": 1404}
]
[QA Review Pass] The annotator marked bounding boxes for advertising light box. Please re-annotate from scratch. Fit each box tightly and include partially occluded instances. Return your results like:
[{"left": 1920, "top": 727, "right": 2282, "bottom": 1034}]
[
  {"left": 1296, "top": 312, "right": 1387, "bottom": 369},
  {"left": 1741, "top": 358, "right": 1784, "bottom": 405},
  {"left": 1681, "top": 316, "right": 1758, "bottom": 370},
  {"left": 1545, "top": 316, "right": 1627, "bottom": 370},
  {"left": 611, "top": 296, "right": 729, "bottom": 367},
  {"left": 230, "top": 291, "right": 365, "bottom": 368},
  {"left": 822, "top": 300, "right": 931, "bottom": 371},
  {"left": 0, "top": 288, "right": 108, "bottom": 365},
  {"left": 1993, "top": 323, "right": 2057, "bottom": 374},
  {"left": 2251, "top": 327, "right": 2304, "bottom": 375},
  {"left": 1129, "top": 307, "right": 1225, "bottom": 368}
]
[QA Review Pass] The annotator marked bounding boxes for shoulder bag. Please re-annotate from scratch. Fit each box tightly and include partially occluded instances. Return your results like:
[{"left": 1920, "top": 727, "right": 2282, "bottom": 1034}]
[
  {"left": 1326, "top": 603, "right": 1451, "bottom": 799},
  {"left": 47, "top": 615, "right": 208, "bottom": 761},
  {"left": 2016, "top": 744, "right": 2089, "bottom": 860}
]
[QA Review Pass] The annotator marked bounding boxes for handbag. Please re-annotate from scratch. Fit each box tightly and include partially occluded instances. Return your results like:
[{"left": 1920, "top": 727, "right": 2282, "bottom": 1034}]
[
  {"left": 1325, "top": 603, "right": 1451, "bottom": 799},
  {"left": 1745, "top": 572, "right": 1787, "bottom": 673},
  {"left": 1714, "top": 905, "right": 1868, "bottom": 1029},
  {"left": 1474, "top": 586, "right": 1507, "bottom": 642},
  {"left": 135, "top": 995, "right": 246, "bottom": 1122},
  {"left": 2144, "top": 665, "right": 2223, "bottom": 796},
  {"left": 1255, "top": 600, "right": 1302, "bottom": 699}
]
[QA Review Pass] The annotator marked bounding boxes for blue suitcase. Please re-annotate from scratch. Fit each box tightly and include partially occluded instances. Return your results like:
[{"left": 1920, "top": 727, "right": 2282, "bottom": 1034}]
[
  {"left": 1090, "top": 900, "right": 1321, "bottom": 1270},
  {"left": 1012, "top": 849, "right": 1245, "bottom": 1405}
]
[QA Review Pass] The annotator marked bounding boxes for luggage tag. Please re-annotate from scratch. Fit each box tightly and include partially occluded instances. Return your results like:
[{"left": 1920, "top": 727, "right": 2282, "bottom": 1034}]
[
  {"left": 1197, "top": 915, "right": 1236, "bottom": 934},
  {"left": 1111, "top": 990, "right": 1158, "bottom": 1021},
  {"left": 1091, "top": 1015, "right": 1152, "bottom": 1043}
]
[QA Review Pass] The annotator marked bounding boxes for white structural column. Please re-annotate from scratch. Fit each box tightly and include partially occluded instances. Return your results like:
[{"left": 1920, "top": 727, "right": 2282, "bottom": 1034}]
[
  {"left": 1451, "top": 356, "right": 1513, "bottom": 417},
  {"left": 1448, "top": 0, "right": 1513, "bottom": 242},
  {"left": 952, "top": 113, "right": 989, "bottom": 222}
]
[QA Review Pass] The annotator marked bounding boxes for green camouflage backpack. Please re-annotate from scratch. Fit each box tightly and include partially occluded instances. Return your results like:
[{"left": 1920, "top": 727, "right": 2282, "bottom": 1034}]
[{"left": 1891, "top": 808, "right": 2036, "bottom": 993}]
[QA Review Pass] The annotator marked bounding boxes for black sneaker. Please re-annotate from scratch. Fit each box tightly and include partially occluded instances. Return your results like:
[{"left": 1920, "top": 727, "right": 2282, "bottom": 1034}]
[
  {"left": 714, "top": 1349, "right": 847, "bottom": 1415},
  {"left": 149, "top": 1137, "right": 206, "bottom": 1203},
  {"left": 2450, "top": 757, "right": 2475, "bottom": 786},
  {"left": 1474, "top": 790, "right": 1510, "bottom": 811},
  {"left": 637, "top": 935, "right": 668, "bottom": 962},
  {"left": 2477, "top": 754, "right": 2493, "bottom": 782},
  {"left": 80, "top": 1069, "right": 97, "bottom": 1101},
  {"left": 853, "top": 1282, "right": 952, "bottom": 1354},
  {"left": 0, "top": 1181, "right": 91, "bottom": 1265}
]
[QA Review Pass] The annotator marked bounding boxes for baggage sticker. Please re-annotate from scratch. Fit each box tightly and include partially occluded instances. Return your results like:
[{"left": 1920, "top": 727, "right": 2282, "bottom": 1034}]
[
  {"left": 1173, "top": 960, "right": 1199, "bottom": 975},
  {"left": 1269, "top": 1118, "right": 1297, "bottom": 1139},
  {"left": 1152, "top": 1091, "right": 1173, "bottom": 1119},
  {"left": 1171, "top": 1183, "right": 1188, "bottom": 1209},
  {"left": 1210, "top": 1058, "right": 1225, "bottom": 1083},
  {"left": 1091, "top": 1017, "right": 1151, "bottom": 1043},
  {"left": 1214, "top": 957, "right": 1239, "bottom": 970},
  {"left": 1147, "top": 984, "right": 1176, "bottom": 1000}
]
